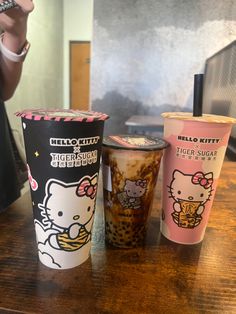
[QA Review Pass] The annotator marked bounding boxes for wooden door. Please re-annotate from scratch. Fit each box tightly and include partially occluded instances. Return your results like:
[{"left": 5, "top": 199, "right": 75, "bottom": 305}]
[{"left": 70, "top": 41, "right": 90, "bottom": 110}]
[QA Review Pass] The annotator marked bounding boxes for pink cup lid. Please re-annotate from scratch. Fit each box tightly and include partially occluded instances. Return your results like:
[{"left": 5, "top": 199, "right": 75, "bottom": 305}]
[
  {"left": 15, "top": 109, "right": 109, "bottom": 122},
  {"left": 162, "top": 112, "right": 236, "bottom": 124}
]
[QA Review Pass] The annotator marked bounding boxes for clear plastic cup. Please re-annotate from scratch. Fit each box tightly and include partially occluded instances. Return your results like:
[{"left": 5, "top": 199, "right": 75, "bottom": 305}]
[{"left": 102, "top": 134, "right": 168, "bottom": 247}]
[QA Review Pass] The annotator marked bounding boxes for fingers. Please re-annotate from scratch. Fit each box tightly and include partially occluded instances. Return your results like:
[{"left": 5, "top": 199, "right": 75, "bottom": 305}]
[{"left": 14, "top": 0, "right": 34, "bottom": 13}]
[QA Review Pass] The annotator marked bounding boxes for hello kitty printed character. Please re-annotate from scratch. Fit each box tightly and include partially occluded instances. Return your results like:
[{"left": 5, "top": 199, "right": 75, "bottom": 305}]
[
  {"left": 34, "top": 174, "right": 98, "bottom": 269},
  {"left": 117, "top": 179, "right": 147, "bottom": 209},
  {"left": 169, "top": 170, "right": 213, "bottom": 228}
]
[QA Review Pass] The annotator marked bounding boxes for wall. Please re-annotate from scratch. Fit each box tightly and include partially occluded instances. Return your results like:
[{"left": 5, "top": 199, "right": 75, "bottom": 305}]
[
  {"left": 6, "top": 0, "right": 64, "bottom": 153},
  {"left": 63, "top": 0, "right": 94, "bottom": 107},
  {"left": 91, "top": 0, "right": 236, "bottom": 135}
]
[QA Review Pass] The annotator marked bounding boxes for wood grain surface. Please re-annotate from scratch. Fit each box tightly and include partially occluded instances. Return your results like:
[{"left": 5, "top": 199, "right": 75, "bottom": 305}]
[{"left": 0, "top": 161, "right": 235, "bottom": 314}]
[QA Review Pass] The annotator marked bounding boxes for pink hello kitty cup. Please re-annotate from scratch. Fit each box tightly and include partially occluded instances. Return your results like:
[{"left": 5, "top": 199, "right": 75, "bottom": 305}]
[
  {"left": 102, "top": 134, "right": 168, "bottom": 248},
  {"left": 161, "top": 112, "right": 236, "bottom": 244},
  {"left": 16, "top": 109, "right": 109, "bottom": 269}
]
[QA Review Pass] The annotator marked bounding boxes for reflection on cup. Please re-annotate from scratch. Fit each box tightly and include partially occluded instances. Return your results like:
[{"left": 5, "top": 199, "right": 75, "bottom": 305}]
[
  {"left": 16, "top": 109, "right": 109, "bottom": 269},
  {"left": 102, "top": 134, "right": 168, "bottom": 248},
  {"left": 161, "top": 112, "right": 236, "bottom": 244}
]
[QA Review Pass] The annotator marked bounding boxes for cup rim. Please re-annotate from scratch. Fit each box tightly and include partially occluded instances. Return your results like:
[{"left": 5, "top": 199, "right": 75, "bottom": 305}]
[
  {"left": 15, "top": 109, "right": 109, "bottom": 122},
  {"left": 102, "top": 134, "right": 169, "bottom": 151},
  {"left": 161, "top": 112, "right": 236, "bottom": 124}
]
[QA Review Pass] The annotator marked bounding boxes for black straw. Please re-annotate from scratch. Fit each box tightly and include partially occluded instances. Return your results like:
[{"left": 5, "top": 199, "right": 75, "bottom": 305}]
[{"left": 193, "top": 74, "right": 204, "bottom": 117}]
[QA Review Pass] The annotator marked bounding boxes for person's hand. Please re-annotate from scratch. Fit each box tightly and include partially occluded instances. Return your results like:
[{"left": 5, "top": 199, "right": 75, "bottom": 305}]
[
  {"left": 0, "top": 0, "right": 34, "bottom": 53},
  {"left": 14, "top": 0, "right": 34, "bottom": 13},
  {"left": 0, "top": 0, "right": 34, "bottom": 37}
]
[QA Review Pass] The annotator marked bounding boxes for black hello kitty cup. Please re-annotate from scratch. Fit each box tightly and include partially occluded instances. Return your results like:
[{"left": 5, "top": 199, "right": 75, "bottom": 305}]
[
  {"left": 16, "top": 109, "right": 109, "bottom": 269},
  {"left": 102, "top": 134, "right": 168, "bottom": 248}
]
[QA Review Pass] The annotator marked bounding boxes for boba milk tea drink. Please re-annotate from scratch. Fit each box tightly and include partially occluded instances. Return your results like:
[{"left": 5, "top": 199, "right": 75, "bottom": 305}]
[
  {"left": 102, "top": 135, "right": 168, "bottom": 248},
  {"left": 16, "top": 109, "right": 109, "bottom": 269},
  {"left": 161, "top": 112, "right": 236, "bottom": 244}
]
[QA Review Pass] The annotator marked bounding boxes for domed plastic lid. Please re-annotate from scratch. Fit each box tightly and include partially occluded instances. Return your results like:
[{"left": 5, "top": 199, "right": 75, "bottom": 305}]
[
  {"left": 15, "top": 109, "right": 109, "bottom": 122},
  {"left": 103, "top": 134, "right": 168, "bottom": 151},
  {"left": 162, "top": 112, "right": 236, "bottom": 124}
]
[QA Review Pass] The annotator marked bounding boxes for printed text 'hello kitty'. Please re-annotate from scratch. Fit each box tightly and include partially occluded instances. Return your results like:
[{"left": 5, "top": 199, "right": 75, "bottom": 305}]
[
  {"left": 177, "top": 136, "right": 221, "bottom": 144},
  {"left": 50, "top": 136, "right": 99, "bottom": 147}
]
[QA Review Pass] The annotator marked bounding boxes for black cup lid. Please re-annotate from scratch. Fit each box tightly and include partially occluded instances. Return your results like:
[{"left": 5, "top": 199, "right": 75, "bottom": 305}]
[{"left": 103, "top": 134, "right": 168, "bottom": 151}]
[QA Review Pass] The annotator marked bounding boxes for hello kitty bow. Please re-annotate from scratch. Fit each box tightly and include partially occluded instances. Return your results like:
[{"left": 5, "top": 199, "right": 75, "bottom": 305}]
[
  {"left": 77, "top": 178, "right": 97, "bottom": 199},
  {"left": 192, "top": 172, "right": 213, "bottom": 189},
  {"left": 135, "top": 179, "right": 147, "bottom": 188}
]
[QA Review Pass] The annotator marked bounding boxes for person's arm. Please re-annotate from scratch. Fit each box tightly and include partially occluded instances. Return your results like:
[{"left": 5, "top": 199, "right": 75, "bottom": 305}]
[{"left": 0, "top": 0, "right": 34, "bottom": 101}]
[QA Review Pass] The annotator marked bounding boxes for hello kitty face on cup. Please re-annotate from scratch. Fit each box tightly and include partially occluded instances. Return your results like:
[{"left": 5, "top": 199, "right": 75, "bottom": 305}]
[
  {"left": 168, "top": 170, "right": 214, "bottom": 229},
  {"left": 169, "top": 170, "right": 213, "bottom": 205},
  {"left": 43, "top": 175, "right": 98, "bottom": 229},
  {"left": 124, "top": 179, "right": 147, "bottom": 198}
]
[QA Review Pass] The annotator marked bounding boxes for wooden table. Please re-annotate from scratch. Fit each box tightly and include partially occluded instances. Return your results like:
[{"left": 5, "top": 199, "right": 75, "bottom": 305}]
[
  {"left": 0, "top": 161, "right": 235, "bottom": 314},
  {"left": 125, "top": 115, "right": 164, "bottom": 135}
]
